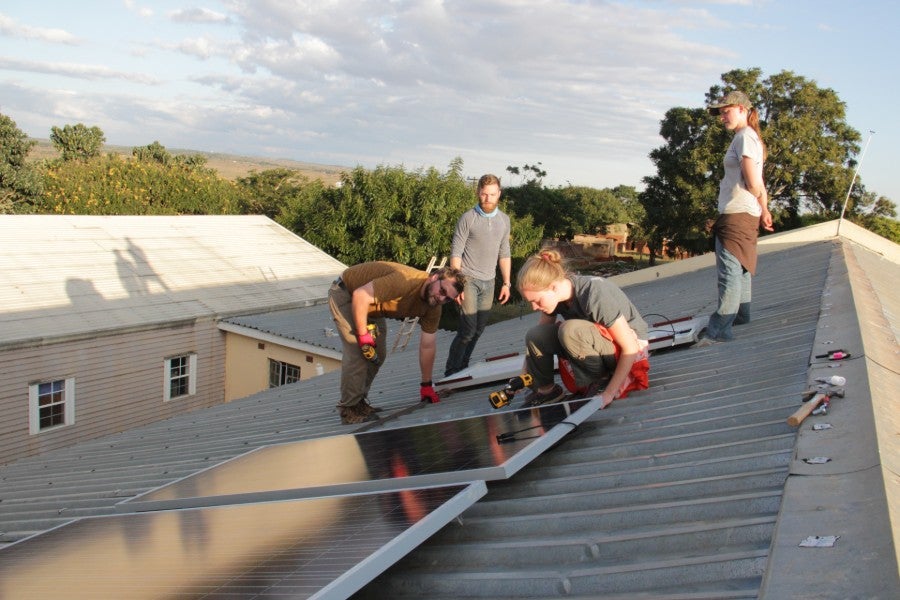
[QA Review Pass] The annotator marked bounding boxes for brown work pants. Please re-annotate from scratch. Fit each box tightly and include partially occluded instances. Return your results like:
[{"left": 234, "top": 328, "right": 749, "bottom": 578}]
[{"left": 328, "top": 283, "right": 387, "bottom": 408}]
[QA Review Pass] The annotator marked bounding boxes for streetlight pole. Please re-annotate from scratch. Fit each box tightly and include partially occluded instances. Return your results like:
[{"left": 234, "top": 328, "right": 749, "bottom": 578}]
[{"left": 836, "top": 130, "right": 875, "bottom": 236}]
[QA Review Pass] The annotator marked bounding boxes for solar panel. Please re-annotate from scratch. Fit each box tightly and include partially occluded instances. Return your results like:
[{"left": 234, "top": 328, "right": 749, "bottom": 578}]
[
  {"left": 119, "top": 397, "right": 601, "bottom": 512},
  {"left": 0, "top": 482, "right": 486, "bottom": 600}
]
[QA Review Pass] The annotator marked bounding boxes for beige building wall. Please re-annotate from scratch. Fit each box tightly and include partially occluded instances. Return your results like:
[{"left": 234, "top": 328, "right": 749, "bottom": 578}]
[
  {"left": 223, "top": 332, "right": 341, "bottom": 402},
  {"left": 0, "top": 320, "right": 226, "bottom": 465}
]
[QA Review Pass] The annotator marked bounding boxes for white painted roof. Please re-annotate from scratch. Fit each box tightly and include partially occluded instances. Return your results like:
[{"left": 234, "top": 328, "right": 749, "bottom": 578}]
[{"left": 0, "top": 215, "right": 346, "bottom": 347}]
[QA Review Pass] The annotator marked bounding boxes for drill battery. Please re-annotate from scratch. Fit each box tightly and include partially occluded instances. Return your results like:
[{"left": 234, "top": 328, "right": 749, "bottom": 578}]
[{"left": 489, "top": 373, "right": 534, "bottom": 409}]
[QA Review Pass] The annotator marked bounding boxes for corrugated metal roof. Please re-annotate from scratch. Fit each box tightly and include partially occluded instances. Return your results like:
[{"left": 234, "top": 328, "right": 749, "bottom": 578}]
[
  {"left": 0, "top": 220, "right": 897, "bottom": 598},
  {"left": 0, "top": 215, "right": 347, "bottom": 348},
  {"left": 221, "top": 303, "right": 345, "bottom": 354}
]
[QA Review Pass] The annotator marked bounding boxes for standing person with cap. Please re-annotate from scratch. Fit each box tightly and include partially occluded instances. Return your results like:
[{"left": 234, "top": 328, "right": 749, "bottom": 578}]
[
  {"left": 698, "top": 90, "right": 774, "bottom": 345},
  {"left": 444, "top": 174, "right": 512, "bottom": 377},
  {"left": 329, "top": 262, "right": 465, "bottom": 424}
]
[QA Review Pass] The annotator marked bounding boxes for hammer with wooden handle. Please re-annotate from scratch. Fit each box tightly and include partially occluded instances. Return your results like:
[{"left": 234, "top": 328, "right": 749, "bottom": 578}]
[{"left": 787, "top": 392, "right": 828, "bottom": 427}]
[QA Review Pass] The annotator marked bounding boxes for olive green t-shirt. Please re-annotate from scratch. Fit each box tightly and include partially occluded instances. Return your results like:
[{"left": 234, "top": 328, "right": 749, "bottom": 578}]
[{"left": 340, "top": 262, "right": 442, "bottom": 333}]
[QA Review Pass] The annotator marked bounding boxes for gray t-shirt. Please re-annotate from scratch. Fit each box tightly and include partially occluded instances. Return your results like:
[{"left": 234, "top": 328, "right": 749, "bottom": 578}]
[
  {"left": 450, "top": 207, "right": 511, "bottom": 281},
  {"left": 553, "top": 275, "right": 648, "bottom": 339}
]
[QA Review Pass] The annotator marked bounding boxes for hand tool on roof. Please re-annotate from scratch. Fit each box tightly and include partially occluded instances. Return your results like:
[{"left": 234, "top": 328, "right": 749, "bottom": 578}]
[
  {"left": 489, "top": 373, "right": 533, "bottom": 409},
  {"left": 802, "top": 386, "right": 844, "bottom": 400},
  {"left": 815, "top": 349, "right": 851, "bottom": 361},
  {"left": 787, "top": 392, "right": 829, "bottom": 427}
]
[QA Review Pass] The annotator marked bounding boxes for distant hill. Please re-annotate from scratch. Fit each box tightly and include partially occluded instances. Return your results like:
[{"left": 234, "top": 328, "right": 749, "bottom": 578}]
[{"left": 27, "top": 139, "right": 348, "bottom": 186}]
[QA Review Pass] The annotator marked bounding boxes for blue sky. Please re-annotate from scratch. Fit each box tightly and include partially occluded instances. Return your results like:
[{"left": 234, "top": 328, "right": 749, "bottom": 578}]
[{"left": 1, "top": 1, "right": 895, "bottom": 205}]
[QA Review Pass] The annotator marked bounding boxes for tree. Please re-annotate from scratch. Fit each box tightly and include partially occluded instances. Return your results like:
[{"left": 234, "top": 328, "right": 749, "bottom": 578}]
[
  {"left": 278, "top": 159, "right": 545, "bottom": 267},
  {"left": 282, "top": 161, "right": 475, "bottom": 266},
  {"left": 0, "top": 112, "right": 43, "bottom": 213},
  {"left": 505, "top": 162, "right": 547, "bottom": 186},
  {"left": 36, "top": 153, "right": 246, "bottom": 215},
  {"left": 560, "top": 186, "right": 630, "bottom": 235},
  {"left": 132, "top": 141, "right": 171, "bottom": 165},
  {"left": 133, "top": 141, "right": 211, "bottom": 173},
  {"left": 504, "top": 181, "right": 574, "bottom": 240},
  {"left": 50, "top": 123, "right": 106, "bottom": 162},
  {"left": 640, "top": 68, "right": 894, "bottom": 254},
  {"left": 238, "top": 168, "right": 308, "bottom": 219}
]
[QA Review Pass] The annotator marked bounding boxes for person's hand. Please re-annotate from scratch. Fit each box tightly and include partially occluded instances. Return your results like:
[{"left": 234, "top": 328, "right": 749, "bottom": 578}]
[
  {"left": 356, "top": 330, "right": 376, "bottom": 348},
  {"left": 599, "top": 389, "right": 615, "bottom": 409},
  {"left": 760, "top": 209, "right": 774, "bottom": 232},
  {"left": 420, "top": 382, "right": 439, "bottom": 403},
  {"left": 498, "top": 283, "right": 511, "bottom": 305}
]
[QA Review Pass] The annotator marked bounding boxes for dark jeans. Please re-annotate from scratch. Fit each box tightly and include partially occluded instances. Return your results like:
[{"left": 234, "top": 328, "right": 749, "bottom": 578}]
[{"left": 444, "top": 277, "right": 494, "bottom": 376}]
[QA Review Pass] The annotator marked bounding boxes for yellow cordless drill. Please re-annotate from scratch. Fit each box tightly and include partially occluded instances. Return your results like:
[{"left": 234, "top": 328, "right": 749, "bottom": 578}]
[
  {"left": 359, "top": 323, "right": 379, "bottom": 363},
  {"left": 489, "top": 373, "right": 534, "bottom": 409}
]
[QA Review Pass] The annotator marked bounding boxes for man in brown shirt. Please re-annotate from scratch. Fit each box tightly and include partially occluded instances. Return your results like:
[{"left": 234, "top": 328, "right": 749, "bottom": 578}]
[{"left": 328, "top": 262, "right": 465, "bottom": 424}]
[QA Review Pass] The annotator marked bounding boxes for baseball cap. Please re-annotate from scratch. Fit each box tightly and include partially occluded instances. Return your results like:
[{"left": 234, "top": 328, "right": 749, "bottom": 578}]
[{"left": 708, "top": 90, "right": 752, "bottom": 114}]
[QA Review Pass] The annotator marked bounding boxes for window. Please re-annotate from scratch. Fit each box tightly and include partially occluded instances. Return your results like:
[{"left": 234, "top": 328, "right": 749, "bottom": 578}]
[
  {"left": 29, "top": 378, "right": 75, "bottom": 434},
  {"left": 164, "top": 353, "right": 197, "bottom": 401},
  {"left": 269, "top": 359, "right": 301, "bottom": 388}
]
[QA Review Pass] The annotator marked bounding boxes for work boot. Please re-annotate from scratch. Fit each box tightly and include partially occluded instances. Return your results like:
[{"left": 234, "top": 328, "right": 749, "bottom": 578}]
[
  {"left": 521, "top": 383, "right": 566, "bottom": 407},
  {"left": 338, "top": 404, "right": 379, "bottom": 425},
  {"left": 360, "top": 398, "right": 383, "bottom": 415}
]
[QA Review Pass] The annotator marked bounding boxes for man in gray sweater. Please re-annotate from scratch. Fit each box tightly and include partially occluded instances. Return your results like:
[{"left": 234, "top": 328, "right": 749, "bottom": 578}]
[{"left": 444, "top": 174, "right": 512, "bottom": 377}]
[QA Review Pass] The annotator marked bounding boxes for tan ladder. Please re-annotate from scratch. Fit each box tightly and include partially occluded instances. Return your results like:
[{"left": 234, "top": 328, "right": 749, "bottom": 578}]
[{"left": 392, "top": 256, "right": 447, "bottom": 352}]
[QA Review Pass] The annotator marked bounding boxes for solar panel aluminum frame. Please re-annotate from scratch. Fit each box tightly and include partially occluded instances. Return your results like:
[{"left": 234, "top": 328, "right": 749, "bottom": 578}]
[
  {"left": 117, "top": 396, "right": 602, "bottom": 513},
  {"left": 0, "top": 482, "right": 487, "bottom": 600}
]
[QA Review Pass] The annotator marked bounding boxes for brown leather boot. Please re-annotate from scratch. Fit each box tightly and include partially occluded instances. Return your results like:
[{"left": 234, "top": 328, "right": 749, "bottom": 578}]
[{"left": 338, "top": 404, "right": 378, "bottom": 425}]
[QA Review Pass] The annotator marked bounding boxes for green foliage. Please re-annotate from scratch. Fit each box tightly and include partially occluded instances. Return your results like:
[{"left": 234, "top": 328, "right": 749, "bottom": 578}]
[
  {"left": 640, "top": 67, "right": 895, "bottom": 258},
  {"left": 50, "top": 123, "right": 106, "bottom": 162},
  {"left": 36, "top": 153, "right": 246, "bottom": 215},
  {"left": 278, "top": 159, "right": 545, "bottom": 267},
  {"left": 0, "top": 112, "right": 43, "bottom": 213},
  {"left": 505, "top": 182, "right": 641, "bottom": 242},
  {"left": 238, "top": 168, "right": 310, "bottom": 219},
  {"left": 280, "top": 161, "right": 473, "bottom": 267},
  {"left": 132, "top": 141, "right": 172, "bottom": 165},
  {"left": 561, "top": 186, "right": 629, "bottom": 235},
  {"left": 133, "top": 141, "right": 213, "bottom": 173},
  {"left": 852, "top": 214, "right": 900, "bottom": 244},
  {"left": 504, "top": 181, "right": 574, "bottom": 239},
  {"left": 505, "top": 162, "right": 547, "bottom": 186}
]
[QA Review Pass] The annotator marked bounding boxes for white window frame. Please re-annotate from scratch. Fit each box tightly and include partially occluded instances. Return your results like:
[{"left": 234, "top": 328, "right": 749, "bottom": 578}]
[
  {"left": 29, "top": 377, "right": 76, "bottom": 434},
  {"left": 163, "top": 353, "right": 197, "bottom": 402},
  {"left": 268, "top": 358, "right": 301, "bottom": 388}
]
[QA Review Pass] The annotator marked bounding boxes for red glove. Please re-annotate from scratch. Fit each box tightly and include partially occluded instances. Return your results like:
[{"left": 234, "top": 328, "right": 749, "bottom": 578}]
[
  {"left": 357, "top": 331, "right": 376, "bottom": 348},
  {"left": 420, "top": 381, "right": 439, "bottom": 403}
]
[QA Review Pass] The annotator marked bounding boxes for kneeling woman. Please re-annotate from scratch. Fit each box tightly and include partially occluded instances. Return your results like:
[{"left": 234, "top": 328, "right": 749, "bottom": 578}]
[{"left": 517, "top": 249, "right": 650, "bottom": 409}]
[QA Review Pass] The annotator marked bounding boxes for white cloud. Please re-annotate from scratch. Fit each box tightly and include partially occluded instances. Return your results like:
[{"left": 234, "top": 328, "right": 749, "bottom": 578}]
[
  {"left": 0, "top": 13, "right": 78, "bottom": 44},
  {"left": 0, "top": 57, "right": 160, "bottom": 84},
  {"left": 169, "top": 8, "right": 231, "bottom": 24}
]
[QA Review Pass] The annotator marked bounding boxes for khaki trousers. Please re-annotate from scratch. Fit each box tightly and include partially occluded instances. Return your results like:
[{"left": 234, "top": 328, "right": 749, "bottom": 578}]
[{"left": 328, "top": 282, "right": 387, "bottom": 408}]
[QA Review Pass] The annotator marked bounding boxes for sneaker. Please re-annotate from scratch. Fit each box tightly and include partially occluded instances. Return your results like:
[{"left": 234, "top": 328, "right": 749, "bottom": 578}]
[
  {"left": 694, "top": 337, "right": 720, "bottom": 348},
  {"left": 521, "top": 383, "right": 566, "bottom": 407},
  {"left": 338, "top": 404, "right": 379, "bottom": 425}
]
